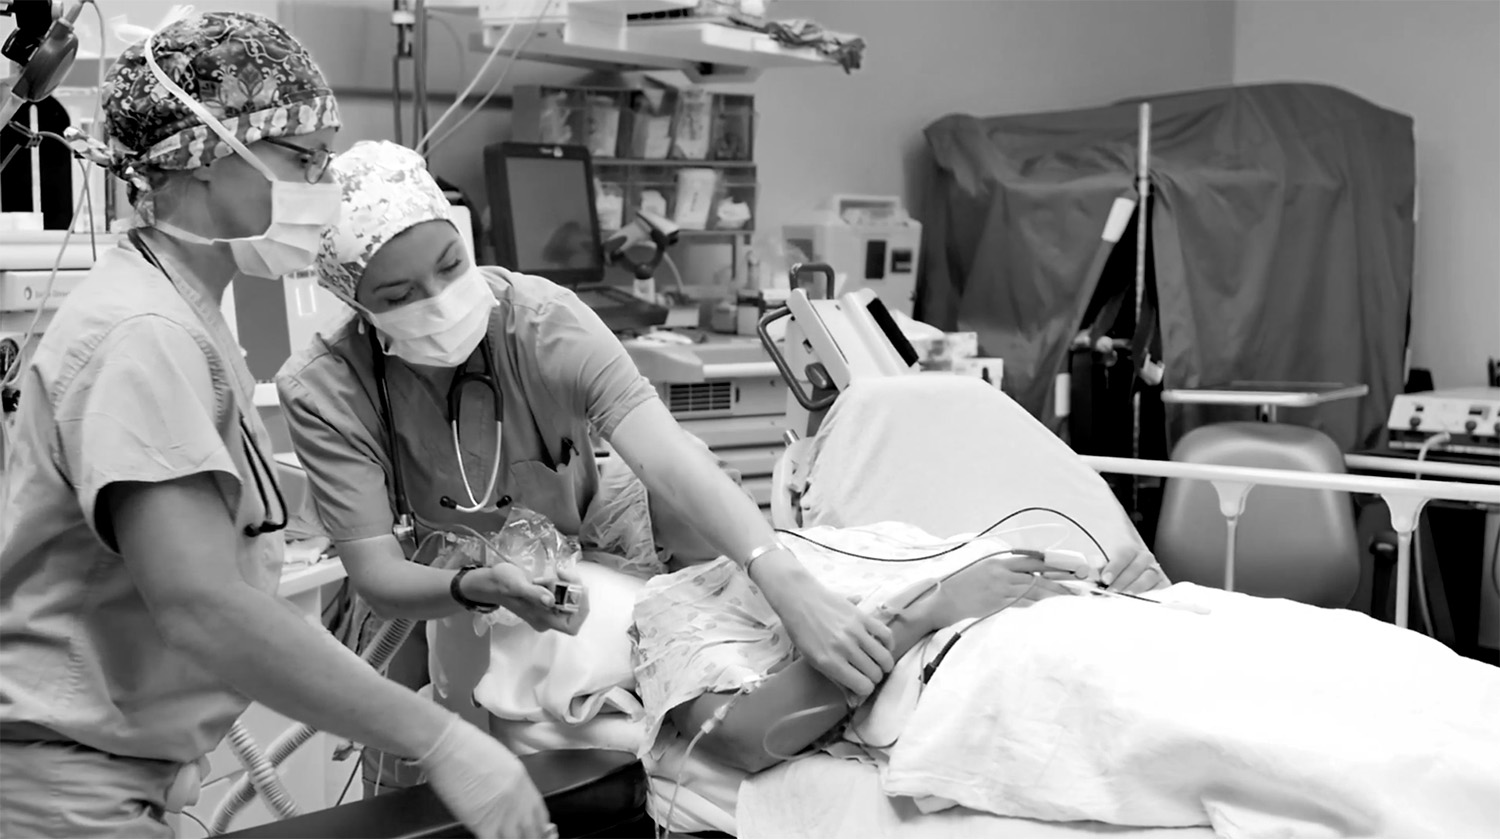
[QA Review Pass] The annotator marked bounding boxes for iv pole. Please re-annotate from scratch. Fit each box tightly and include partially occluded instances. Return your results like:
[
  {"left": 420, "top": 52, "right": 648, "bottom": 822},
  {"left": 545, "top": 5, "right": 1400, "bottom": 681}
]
[{"left": 1131, "top": 102, "right": 1151, "bottom": 520}]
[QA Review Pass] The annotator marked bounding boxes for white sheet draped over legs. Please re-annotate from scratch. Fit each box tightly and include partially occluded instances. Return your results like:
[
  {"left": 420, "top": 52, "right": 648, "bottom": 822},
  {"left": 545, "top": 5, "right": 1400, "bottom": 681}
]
[{"left": 879, "top": 584, "right": 1500, "bottom": 839}]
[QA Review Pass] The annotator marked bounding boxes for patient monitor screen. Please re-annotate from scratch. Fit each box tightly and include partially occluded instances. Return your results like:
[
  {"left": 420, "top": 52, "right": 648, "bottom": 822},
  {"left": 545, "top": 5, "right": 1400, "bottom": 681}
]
[
  {"left": 866, "top": 296, "right": 921, "bottom": 368},
  {"left": 505, "top": 157, "right": 601, "bottom": 274}
]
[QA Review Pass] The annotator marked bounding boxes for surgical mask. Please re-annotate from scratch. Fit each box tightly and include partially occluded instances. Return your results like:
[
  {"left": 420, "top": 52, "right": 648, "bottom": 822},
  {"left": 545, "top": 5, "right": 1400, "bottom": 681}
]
[
  {"left": 369, "top": 268, "right": 497, "bottom": 367},
  {"left": 140, "top": 32, "right": 341, "bottom": 279}
]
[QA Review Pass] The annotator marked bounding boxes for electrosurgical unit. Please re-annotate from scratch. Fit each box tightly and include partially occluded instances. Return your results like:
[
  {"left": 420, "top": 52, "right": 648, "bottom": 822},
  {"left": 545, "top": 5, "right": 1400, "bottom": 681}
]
[{"left": 1387, "top": 387, "right": 1500, "bottom": 460}]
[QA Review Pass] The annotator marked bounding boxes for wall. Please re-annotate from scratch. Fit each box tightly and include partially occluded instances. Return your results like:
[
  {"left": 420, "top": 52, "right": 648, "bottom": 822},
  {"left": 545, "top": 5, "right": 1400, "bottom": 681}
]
[
  {"left": 753, "top": 0, "right": 1234, "bottom": 236},
  {"left": 287, "top": 0, "right": 1236, "bottom": 280},
  {"left": 15, "top": 2, "right": 1491, "bottom": 384},
  {"left": 1, "top": 1, "right": 280, "bottom": 59},
  {"left": 1233, "top": 0, "right": 1500, "bottom": 390},
  {"left": 14, "top": 0, "right": 1233, "bottom": 271},
  {"left": 280, "top": 1, "right": 587, "bottom": 206}
]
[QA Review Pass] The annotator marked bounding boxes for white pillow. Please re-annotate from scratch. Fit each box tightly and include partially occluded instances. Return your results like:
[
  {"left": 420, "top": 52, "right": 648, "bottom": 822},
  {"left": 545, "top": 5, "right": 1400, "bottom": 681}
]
[
  {"left": 472, "top": 560, "right": 645, "bottom": 725},
  {"left": 804, "top": 376, "right": 1147, "bottom": 561}
]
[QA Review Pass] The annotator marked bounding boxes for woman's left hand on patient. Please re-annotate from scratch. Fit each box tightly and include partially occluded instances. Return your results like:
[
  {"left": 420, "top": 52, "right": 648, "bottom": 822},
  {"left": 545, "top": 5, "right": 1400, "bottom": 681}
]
[
  {"left": 751, "top": 548, "right": 895, "bottom": 699},
  {"left": 1101, "top": 547, "right": 1170, "bottom": 594}
]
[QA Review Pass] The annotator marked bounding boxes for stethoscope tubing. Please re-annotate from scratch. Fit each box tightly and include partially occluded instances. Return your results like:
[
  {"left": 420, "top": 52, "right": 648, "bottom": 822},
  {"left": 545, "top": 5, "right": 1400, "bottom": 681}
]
[{"left": 371, "top": 329, "right": 504, "bottom": 519}]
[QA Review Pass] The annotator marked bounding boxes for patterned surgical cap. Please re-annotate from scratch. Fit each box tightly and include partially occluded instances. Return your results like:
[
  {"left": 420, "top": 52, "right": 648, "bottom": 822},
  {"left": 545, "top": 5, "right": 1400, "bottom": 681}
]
[
  {"left": 316, "top": 140, "right": 453, "bottom": 303},
  {"left": 100, "top": 11, "right": 340, "bottom": 183}
]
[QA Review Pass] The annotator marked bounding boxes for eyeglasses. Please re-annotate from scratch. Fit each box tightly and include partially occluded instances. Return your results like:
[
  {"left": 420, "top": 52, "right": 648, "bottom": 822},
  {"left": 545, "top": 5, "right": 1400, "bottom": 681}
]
[{"left": 261, "top": 136, "right": 335, "bottom": 183}]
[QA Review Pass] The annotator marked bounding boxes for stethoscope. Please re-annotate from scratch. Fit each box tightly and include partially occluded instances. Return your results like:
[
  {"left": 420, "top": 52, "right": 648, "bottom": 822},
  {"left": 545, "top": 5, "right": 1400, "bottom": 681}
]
[
  {"left": 369, "top": 328, "right": 504, "bottom": 518},
  {"left": 129, "top": 232, "right": 287, "bottom": 539}
]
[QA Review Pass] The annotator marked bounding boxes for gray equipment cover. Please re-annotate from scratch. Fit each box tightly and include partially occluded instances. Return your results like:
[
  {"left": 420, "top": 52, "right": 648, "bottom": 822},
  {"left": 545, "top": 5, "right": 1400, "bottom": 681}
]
[{"left": 917, "top": 82, "right": 1415, "bottom": 450}]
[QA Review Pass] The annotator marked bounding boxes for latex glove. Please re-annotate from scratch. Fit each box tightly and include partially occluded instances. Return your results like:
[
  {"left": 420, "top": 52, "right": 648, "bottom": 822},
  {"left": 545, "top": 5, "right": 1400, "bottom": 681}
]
[
  {"left": 1101, "top": 546, "right": 1171, "bottom": 594},
  {"left": 461, "top": 563, "right": 589, "bottom": 636},
  {"left": 416, "top": 714, "right": 552, "bottom": 839},
  {"left": 751, "top": 548, "right": 895, "bottom": 699}
]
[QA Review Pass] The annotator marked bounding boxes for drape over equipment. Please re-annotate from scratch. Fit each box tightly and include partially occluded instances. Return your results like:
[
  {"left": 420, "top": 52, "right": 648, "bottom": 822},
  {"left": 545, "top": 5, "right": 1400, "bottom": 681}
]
[{"left": 917, "top": 83, "right": 1415, "bottom": 451}]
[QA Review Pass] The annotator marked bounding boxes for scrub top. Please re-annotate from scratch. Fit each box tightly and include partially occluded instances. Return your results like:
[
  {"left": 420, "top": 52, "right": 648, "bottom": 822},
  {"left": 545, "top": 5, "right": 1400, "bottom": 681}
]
[
  {"left": 275, "top": 266, "right": 659, "bottom": 713},
  {"left": 0, "top": 240, "right": 286, "bottom": 764},
  {"left": 277, "top": 266, "right": 658, "bottom": 542}
]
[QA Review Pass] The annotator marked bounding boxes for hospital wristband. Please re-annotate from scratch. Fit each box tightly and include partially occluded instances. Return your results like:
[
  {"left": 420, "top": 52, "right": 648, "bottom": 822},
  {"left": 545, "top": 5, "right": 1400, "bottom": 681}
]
[{"left": 742, "top": 541, "right": 788, "bottom": 576}]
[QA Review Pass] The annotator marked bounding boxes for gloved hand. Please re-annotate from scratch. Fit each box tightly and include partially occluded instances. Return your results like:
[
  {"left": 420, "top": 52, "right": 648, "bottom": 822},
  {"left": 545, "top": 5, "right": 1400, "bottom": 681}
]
[
  {"left": 460, "top": 563, "right": 589, "bottom": 636},
  {"left": 416, "top": 714, "right": 553, "bottom": 839},
  {"left": 1101, "top": 546, "right": 1171, "bottom": 593}
]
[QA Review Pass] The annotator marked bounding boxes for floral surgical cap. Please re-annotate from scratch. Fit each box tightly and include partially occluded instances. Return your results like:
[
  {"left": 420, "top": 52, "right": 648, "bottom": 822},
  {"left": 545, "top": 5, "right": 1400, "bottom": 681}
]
[
  {"left": 315, "top": 140, "right": 454, "bottom": 303},
  {"left": 95, "top": 11, "right": 339, "bottom": 193}
]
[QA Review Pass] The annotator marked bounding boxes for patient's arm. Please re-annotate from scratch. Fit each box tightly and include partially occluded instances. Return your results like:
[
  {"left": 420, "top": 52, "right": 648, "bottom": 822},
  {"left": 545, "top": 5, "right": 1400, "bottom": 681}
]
[
  {"left": 672, "top": 609, "right": 933, "bottom": 774},
  {"left": 672, "top": 557, "right": 1074, "bottom": 774},
  {"left": 1103, "top": 546, "right": 1171, "bottom": 594},
  {"left": 609, "top": 399, "right": 895, "bottom": 699}
]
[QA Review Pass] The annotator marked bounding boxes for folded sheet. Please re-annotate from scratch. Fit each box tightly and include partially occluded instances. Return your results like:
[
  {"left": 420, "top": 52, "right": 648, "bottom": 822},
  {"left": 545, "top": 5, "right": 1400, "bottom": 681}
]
[
  {"left": 472, "top": 561, "right": 645, "bottom": 724},
  {"left": 880, "top": 584, "right": 1500, "bottom": 838}
]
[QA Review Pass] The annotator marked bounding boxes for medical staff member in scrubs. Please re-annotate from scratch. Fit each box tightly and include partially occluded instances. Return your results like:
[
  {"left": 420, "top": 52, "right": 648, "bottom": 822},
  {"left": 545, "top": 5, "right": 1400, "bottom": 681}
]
[
  {"left": 277, "top": 141, "right": 898, "bottom": 719},
  {"left": 0, "top": 14, "right": 548, "bottom": 839}
]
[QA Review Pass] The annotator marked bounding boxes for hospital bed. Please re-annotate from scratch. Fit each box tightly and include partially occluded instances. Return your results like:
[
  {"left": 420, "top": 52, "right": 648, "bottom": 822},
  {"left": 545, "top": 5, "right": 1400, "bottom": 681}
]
[
  {"left": 225, "top": 270, "right": 1500, "bottom": 839},
  {"left": 760, "top": 272, "right": 1500, "bottom": 631}
]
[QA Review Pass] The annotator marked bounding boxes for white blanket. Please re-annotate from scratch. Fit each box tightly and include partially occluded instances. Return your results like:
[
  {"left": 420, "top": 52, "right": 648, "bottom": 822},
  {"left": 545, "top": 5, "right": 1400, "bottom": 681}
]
[
  {"left": 472, "top": 562, "right": 646, "bottom": 725},
  {"left": 880, "top": 584, "right": 1500, "bottom": 838}
]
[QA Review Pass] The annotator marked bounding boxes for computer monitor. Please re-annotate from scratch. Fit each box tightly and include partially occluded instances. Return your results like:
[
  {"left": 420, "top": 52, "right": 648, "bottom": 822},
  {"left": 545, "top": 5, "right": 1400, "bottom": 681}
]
[{"left": 483, "top": 142, "right": 604, "bottom": 288}]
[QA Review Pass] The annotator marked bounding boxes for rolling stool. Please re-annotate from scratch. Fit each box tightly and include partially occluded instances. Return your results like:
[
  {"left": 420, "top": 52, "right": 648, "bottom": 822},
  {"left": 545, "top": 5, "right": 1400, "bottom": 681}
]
[
  {"left": 219, "top": 749, "right": 652, "bottom": 839},
  {"left": 1152, "top": 383, "right": 1368, "bottom": 607}
]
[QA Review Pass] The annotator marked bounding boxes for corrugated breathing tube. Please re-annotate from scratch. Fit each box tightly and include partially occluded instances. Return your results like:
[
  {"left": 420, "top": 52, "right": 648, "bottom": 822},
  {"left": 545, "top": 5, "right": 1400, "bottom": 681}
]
[{"left": 208, "top": 616, "right": 417, "bottom": 834}]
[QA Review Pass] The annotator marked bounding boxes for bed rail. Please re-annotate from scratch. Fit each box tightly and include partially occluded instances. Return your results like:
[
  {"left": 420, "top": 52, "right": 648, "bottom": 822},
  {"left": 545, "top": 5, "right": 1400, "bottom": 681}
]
[{"left": 1082, "top": 455, "right": 1500, "bottom": 628}]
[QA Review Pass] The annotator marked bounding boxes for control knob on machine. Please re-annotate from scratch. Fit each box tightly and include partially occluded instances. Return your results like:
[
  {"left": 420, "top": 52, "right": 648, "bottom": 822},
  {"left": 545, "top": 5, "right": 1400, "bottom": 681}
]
[
  {"left": 1465, "top": 418, "right": 1478, "bottom": 433},
  {"left": 1408, "top": 415, "right": 1422, "bottom": 430}
]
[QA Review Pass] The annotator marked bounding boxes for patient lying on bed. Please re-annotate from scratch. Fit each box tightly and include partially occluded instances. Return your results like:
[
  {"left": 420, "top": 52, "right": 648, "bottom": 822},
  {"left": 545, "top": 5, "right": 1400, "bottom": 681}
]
[
  {"left": 637, "top": 523, "right": 1081, "bottom": 774},
  {"left": 631, "top": 518, "right": 1500, "bottom": 839},
  {"left": 576, "top": 376, "right": 1498, "bottom": 838},
  {"left": 636, "top": 458, "right": 1159, "bottom": 778}
]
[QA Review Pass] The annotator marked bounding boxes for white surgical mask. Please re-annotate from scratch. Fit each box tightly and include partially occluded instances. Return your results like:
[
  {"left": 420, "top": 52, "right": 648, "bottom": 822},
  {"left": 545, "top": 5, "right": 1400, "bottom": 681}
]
[
  {"left": 141, "top": 32, "right": 342, "bottom": 279},
  {"left": 369, "top": 268, "right": 497, "bottom": 367}
]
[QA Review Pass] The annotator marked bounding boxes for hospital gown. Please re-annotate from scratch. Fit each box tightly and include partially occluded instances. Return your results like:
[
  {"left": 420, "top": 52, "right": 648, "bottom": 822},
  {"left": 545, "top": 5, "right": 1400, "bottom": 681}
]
[{"left": 630, "top": 522, "right": 1008, "bottom": 751}]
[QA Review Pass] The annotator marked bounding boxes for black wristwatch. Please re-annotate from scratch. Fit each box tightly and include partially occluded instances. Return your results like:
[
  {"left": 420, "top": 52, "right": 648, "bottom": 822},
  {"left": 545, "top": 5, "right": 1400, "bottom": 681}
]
[{"left": 450, "top": 564, "right": 498, "bottom": 614}]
